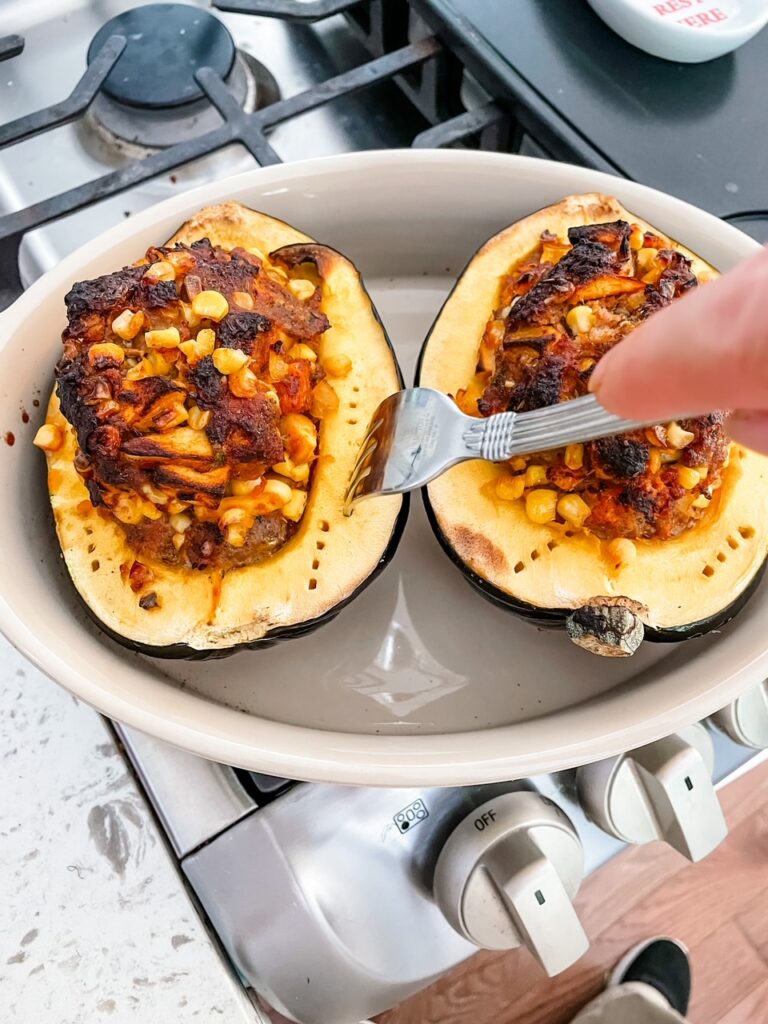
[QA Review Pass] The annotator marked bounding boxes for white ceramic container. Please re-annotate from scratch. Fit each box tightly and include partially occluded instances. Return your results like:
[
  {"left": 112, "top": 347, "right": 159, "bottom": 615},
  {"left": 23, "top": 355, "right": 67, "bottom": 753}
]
[{"left": 1, "top": 149, "right": 765, "bottom": 785}]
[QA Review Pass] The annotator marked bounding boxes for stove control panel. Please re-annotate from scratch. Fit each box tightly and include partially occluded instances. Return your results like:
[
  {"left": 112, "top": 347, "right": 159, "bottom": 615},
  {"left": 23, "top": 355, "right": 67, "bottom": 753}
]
[
  {"left": 576, "top": 723, "right": 728, "bottom": 862},
  {"left": 433, "top": 792, "right": 589, "bottom": 976},
  {"left": 710, "top": 680, "right": 768, "bottom": 750}
]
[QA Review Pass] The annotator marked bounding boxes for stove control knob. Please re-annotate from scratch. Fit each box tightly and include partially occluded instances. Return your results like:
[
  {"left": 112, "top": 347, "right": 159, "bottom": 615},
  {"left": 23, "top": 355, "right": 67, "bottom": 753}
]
[
  {"left": 576, "top": 723, "right": 727, "bottom": 862},
  {"left": 710, "top": 681, "right": 768, "bottom": 749},
  {"left": 433, "top": 792, "right": 588, "bottom": 976}
]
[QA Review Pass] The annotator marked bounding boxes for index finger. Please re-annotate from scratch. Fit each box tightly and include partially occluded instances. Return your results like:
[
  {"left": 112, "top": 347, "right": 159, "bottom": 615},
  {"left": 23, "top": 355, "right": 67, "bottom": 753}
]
[{"left": 589, "top": 246, "right": 768, "bottom": 421}]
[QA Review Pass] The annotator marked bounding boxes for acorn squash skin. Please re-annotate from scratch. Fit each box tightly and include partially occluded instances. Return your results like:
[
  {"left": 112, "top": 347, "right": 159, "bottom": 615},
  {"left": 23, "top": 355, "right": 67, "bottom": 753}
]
[
  {"left": 42, "top": 203, "right": 407, "bottom": 658},
  {"left": 423, "top": 491, "right": 766, "bottom": 644},
  {"left": 417, "top": 193, "right": 768, "bottom": 654},
  {"left": 76, "top": 503, "right": 408, "bottom": 660}
]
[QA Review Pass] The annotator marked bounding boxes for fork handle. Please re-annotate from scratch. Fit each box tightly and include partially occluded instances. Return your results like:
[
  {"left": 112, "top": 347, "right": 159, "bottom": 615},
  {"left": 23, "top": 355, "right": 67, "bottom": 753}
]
[
  {"left": 464, "top": 411, "right": 520, "bottom": 461},
  {"left": 463, "top": 394, "right": 662, "bottom": 462}
]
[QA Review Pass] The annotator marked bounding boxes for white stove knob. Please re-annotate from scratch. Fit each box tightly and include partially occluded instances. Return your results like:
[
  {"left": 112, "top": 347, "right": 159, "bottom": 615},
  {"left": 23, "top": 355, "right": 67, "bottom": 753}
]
[
  {"left": 576, "top": 723, "right": 727, "bottom": 862},
  {"left": 710, "top": 681, "right": 768, "bottom": 749},
  {"left": 433, "top": 792, "right": 589, "bottom": 976}
]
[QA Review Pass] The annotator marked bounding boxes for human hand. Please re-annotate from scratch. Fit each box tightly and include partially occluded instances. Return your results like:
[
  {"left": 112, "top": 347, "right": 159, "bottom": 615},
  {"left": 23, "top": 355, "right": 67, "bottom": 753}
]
[{"left": 589, "top": 246, "right": 768, "bottom": 453}]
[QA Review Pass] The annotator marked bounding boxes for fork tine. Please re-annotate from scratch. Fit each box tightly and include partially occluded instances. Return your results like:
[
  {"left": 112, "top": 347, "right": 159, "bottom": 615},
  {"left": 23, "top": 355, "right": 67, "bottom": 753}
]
[
  {"left": 347, "top": 451, "right": 375, "bottom": 495},
  {"left": 344, "top": 465, "right": 373, "bottom": 513},
  {"left": 351, "top": 435, "right": 379, "bottom": 477}
]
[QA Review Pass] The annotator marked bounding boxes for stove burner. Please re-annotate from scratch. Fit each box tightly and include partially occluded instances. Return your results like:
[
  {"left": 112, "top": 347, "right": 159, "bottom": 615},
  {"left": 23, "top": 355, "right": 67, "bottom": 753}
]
[
  {"left": 87, "top": 4, "right": 236, "bottom": 109},
  {"left": 83, "top": 5, "right": 280, "bottom": 153}
]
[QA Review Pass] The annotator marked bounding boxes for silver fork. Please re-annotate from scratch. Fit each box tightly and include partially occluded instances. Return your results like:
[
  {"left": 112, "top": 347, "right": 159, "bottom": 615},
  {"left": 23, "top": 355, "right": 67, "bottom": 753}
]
[{"left": 345, "top": 388, "right": 692, "bottom": 511}]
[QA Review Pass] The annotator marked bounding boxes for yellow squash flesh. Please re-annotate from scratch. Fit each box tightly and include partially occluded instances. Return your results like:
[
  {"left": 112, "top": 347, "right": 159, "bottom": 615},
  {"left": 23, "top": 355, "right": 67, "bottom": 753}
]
[
  {"left": 43, "top": 203, "right": 404, "bottom": 654},
  {"left": 419, "top": 194, "right": 768, "bottom": 634}
]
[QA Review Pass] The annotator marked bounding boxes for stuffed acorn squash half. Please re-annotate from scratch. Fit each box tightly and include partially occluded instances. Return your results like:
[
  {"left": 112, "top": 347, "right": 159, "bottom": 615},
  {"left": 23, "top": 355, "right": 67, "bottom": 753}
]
[
  {"left": 36, "top": 203, "right": 406, "bottom": 657},
  {"left": 417, "top": 193, "right": 768, "bottom": 656}
]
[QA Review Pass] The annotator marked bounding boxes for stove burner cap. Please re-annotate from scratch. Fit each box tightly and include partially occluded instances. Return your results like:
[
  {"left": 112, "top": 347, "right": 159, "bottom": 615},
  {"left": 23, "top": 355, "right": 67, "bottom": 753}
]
[{"left": 87, "top": 3, "right": 236, "bottom": 110}]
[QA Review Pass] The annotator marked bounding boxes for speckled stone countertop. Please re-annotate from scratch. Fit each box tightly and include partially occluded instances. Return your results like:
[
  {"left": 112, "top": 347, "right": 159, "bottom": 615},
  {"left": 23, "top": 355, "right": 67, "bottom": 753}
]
[{"left": 0, "top": 634, "right": 259, "bottom": 1024}]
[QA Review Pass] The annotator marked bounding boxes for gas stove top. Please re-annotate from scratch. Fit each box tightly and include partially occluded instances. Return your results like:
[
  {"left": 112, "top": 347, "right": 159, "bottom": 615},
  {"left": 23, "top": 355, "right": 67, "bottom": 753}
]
[{"left": 3, "top": 3, "right": 768, "bottom": 1022}]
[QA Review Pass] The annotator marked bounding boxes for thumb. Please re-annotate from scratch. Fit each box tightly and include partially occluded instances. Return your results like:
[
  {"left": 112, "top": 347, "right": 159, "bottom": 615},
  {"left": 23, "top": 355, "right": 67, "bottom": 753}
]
[{"left": 726, "top": 410, "right": 768, "bottom": 455}]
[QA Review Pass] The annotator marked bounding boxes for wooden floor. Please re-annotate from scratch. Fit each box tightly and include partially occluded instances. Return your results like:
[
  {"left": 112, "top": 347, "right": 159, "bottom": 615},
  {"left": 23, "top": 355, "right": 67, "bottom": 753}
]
[{"left": 376, "top": 757, "right": 768, "bottom": 1024}]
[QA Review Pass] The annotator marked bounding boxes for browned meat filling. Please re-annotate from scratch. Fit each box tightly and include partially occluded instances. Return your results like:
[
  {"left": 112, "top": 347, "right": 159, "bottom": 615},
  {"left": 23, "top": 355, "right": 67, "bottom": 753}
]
[
  {"left": 457, "top": 220, "right": 727, "bottom": 542},
  {"left": 56, "top": 239, "right": 340, "bottom": 570}
]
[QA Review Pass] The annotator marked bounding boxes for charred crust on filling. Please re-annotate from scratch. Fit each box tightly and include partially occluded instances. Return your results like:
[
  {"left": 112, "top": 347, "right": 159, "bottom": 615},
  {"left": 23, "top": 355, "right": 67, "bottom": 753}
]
[
  {"left": 475, "top": 218, "right": 727, "bottom": 542},
  {"left": 567, "top": 220, "right": 631, "bottom": 261},
  {"left": 188, "top": 357, "right": 283, "bottom": 464},
  {"left": 218, "top": 311, "right": 272, "bottom": 356},
  {"left": 506, "top": 240, "right": 618, "bottom": 328},
  {"left": 592, "top": 437, "right": 650, "bottom": 480},
  {"left": 55, "top": 237, "right": 332, "bottom": 571}
]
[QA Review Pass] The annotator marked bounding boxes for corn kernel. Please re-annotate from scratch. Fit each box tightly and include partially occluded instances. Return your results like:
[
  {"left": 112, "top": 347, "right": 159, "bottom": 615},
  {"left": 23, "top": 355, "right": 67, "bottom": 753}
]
[
  {"left": 649, "top": 448, "right": 662, "bottom": 474},
  {"left": 88, "top": 342, "right": 125, "bottom": 366},
  {"left": 219, "top": 507, "right": 249, "bottom": 530},
  {"left": 667, "top": 422, "right": 695, "bottom": 449},
  {"left": 150, "top": 351, "right": 174, "bottom": 376},
  {"left": 281, "top": 413, "right": 317, "bottom": 464},
  {"left": 692, "top": 494, "right": 711, "bottom": 510},
  {"left": 629, "top": 225, "right": 644, "bottom": 250},
  {"left": 310, "top": 380, "right": 339, "bottom": 419},
  {"left": 557, "top": 493, "right": 590, "bottom": 526},
  {"left": 111, "top": 494, "right": 145, "bottom": 525},
  {"left": 126, "top": 359, "right": 151, "bottom": 381},
  {"left": 143, "top": 260, "right": 175, "bottom": 283},
  {"left": 180, "top": 329, "right": 215, "bottom": 364},
  {"left": 273, "top": 458, "right": 310, "bottom": 484},
  {"left": 187, "top": 405, "right": 211, "bottom": 431},
  {"left": 226, "top": 525, "right": 248, "bottom": 548},
  {"left": 112, "top": 309, "right": 144, "bottom": 340},
  {"left": 660, "top": 449, "right": 681, "bottom": 464},
  {"left": 646, "top": 425, "right": 667, "bottom": 447},
  {"left": 324, "top": 353, "right": 352, "bottom": 378},
  {"left": 263, "top": 478, "right": 292, "bottom": 506},
  {"left": 231, "top": 478, "right": 261, "bottom": 496},
  {"left": 525, "top": 464, "right": 548, "bottom": 488},
  {"left": 229, "top": 364, "right": 259, "bottom": 398},
  {"left": 566, "top": 305, "right": 595, "bottom": 335},
  {"left": 145, "top": 327, "right": 181, "bottom": 349},
  {"left": 172, "top": 533, "right": 185, "bottom": 552},
  {"left": 141, "top": 483, "right": 167, "bottom": 505},
  {"left": 564, "top": 443, "right": 584, "bottom": 470},
  {"left": 33, "top": 423, "right": 63, "bottom": 452},
  {"left": 495, "top": 475, "right": 525, "bottom": 501},
  {"left": 192, "top": 290, "right": 229, "bottom": 322},
  {"left": 289, "top": 343, "right": 317, "bottom": 363},
  {"left": 636, "top": 247, "right": 659, "bottom": 273},
  {"left": 181, "top": 301, "right": 200, "bottom": 328},
  {"left": 525, "top": 488, "right": 558, "bottom": 525},
  {"left": 142, "top": 501, "right": 163, "bottom": 521},
  {"left": 677, "top": 466, "right": 700, "bottom": 490},
  {"left": 169, "top": 512, "right": 192, "bottom": 533},
  {"left": 283, "top": 488, "right": 308, "bottom": 522},
  {"left": 232, "top": 291, "right": 254, "bottom": 310},
  {"left": 509, "top": 456, "right": 527, "bottom": 472},
  {"left": 578, "top": 357, "right": 595, "bottom": 373},
  {"left": 288, "top": 278, "right": 316, "bottom": 301},
  {"left": 606, "top": 537, "right": 637, "bottom": 568},
  {"left": 212, "top": 348, "right": 248, "bottom": 375},
  {"left": 196, "top": 328, "right": 216, "bottom": 354}
]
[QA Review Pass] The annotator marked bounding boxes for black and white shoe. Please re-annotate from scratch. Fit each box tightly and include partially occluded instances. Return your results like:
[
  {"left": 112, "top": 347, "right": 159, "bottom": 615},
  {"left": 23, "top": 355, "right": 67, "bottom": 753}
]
[{"left": 609, "top": 937, "right": 691, "bottom": 1016}]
